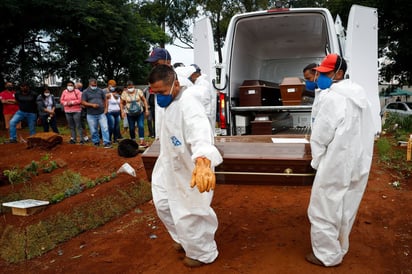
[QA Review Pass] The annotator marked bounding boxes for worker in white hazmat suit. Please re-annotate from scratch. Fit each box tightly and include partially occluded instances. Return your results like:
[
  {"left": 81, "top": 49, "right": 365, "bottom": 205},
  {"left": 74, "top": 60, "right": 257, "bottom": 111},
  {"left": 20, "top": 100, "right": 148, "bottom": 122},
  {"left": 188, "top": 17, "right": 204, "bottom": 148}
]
[
  {"left": 148, "top": 64, "right": 223, "bottom": 268},
  {"left": 306, "top": 54, "right": 376, "bottom": 267}
]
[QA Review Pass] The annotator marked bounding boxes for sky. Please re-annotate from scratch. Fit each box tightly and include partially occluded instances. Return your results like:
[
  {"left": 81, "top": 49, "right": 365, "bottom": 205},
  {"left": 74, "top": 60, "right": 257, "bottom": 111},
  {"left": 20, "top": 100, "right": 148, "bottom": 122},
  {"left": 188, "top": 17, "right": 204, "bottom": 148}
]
[{"left": 165, "top": 44, "right": 194, "bottom": 67}]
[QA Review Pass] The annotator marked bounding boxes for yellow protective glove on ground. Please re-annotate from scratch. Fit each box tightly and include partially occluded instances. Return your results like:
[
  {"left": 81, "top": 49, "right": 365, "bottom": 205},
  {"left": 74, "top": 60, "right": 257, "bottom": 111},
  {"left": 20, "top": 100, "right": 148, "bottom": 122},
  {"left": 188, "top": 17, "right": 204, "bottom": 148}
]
[{"left": 190, "top": 157, "right": 216, "bottom": 193}]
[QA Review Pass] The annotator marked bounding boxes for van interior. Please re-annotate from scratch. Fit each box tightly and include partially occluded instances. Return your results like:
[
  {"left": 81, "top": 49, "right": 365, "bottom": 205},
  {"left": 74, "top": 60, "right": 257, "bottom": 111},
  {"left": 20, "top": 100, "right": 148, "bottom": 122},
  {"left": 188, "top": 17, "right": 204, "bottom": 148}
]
[{"left": 228, "top": 11, "right": 334, "bottom": 99}]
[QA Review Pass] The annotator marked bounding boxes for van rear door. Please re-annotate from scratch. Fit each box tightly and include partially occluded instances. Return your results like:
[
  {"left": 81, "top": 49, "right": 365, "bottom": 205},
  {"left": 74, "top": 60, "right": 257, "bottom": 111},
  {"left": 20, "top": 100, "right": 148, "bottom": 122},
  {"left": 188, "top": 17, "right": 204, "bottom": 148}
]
[
  {"left": 345, "top": 5, "right": 380, "bottom": 133},
  {"left": 193, "top": 17, "right": 217, "bottom": 131}
]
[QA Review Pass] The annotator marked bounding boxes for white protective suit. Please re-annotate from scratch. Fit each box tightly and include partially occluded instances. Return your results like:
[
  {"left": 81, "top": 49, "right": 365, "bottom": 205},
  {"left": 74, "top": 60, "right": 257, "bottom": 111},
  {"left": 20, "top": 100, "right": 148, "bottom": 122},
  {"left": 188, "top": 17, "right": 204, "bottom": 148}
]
[
  {"left": 308, "top": 79, "right": 376, "bottom": 266},
  {"left": 151, "top": 85, "right": 223, "bottom": 263},
  {"left": 194, "top": 74, "right": 214, "bottom": 130}
]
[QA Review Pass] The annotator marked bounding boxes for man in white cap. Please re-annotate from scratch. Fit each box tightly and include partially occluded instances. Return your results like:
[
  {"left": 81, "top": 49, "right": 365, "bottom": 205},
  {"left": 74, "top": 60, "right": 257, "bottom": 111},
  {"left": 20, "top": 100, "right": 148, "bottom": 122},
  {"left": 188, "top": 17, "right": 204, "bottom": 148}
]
[{"left": 306, "top": 53, "right": 376, "bottom": 267}]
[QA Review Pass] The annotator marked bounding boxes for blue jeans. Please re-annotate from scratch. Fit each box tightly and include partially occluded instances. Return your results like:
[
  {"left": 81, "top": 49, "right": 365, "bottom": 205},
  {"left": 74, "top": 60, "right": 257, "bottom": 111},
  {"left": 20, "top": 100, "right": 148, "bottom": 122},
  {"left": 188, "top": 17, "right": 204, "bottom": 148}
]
[
  {"left": 127, "top": 113, "right": 144, "bottom": 140},
  {"left": 9, "top": 110, "right": 37, "bottom": 140},
  {"left": 106, "top": 111, "right": 121, "bottom": 141},
  {"left": 87, "top": 113, "right": 110, "bottom": 145}
]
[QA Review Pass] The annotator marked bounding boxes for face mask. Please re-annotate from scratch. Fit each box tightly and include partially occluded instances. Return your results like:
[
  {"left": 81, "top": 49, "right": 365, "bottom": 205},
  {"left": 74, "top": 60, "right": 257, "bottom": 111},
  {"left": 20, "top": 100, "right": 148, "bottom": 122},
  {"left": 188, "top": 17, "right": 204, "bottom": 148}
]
[
  {"left": 44, "top": 93, "right": 50, "bottom": 97},
  {"left": 316, "top": 73, "right": 334, "bottom": 90},
  {"left": 91, "top": 86, "right": 97, "bottom": 90},
  {"left": 127, "top": 88, "right": 134, "bottom": 93},
  {"left": 156, "top": 82, "right": 174, "bottom": 108},
  {"left": 110, "top": 87, "right": 115, "bottom": 91},
  {"left": 67, "top": 86, "right": 74, "bottom": 91},
  {"left": 305, "top": 81, "right": 317, "bottom": 91}
]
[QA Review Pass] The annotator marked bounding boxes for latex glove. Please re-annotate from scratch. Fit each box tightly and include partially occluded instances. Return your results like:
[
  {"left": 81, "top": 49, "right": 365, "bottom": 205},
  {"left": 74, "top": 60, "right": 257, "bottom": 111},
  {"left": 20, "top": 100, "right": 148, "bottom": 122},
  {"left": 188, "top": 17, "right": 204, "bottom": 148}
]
[{"left": 190, "top": 157, "right": 216, "bottom": 193}]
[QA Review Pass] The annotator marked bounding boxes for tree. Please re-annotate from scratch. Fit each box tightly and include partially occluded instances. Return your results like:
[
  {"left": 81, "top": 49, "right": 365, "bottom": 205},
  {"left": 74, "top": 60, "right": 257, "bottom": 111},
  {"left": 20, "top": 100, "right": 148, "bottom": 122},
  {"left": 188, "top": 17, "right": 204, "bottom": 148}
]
[{"left": 0, "top": 0, "right": 166, "bottom": 87}]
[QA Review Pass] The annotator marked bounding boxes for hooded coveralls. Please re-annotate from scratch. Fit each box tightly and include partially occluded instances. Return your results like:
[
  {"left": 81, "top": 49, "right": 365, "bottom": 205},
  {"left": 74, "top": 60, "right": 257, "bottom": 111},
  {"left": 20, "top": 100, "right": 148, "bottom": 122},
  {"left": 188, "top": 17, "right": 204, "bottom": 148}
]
[
  {"left": 151, "top": 85, "right": 223, "bottom": 263},
  {"left": 308, "top": 79, "right": 376, "bottom": 266}
]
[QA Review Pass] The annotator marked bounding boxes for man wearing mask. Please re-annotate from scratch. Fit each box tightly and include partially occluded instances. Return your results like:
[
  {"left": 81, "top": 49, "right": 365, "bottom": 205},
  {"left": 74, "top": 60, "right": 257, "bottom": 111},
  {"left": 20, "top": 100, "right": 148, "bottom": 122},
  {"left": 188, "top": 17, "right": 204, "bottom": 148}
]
[
  {"left": 0, "top": 82, "right": 21, "bottom": 130},
  {"left": 8, "top": 83, "right": 37, "bottom": 143},
  {"left": 145, "top": 47, "right": 172, "bottom": 138},
  {"left": 148, "top": 64, "right": 222, "bottom": 267},
  {"left": 302, "top": 63, "right": 318, "bottom": 105},
  {"left": 306, "top": 54, "right": 376, "bottom": 267},
  {"left": 81, "top": 79, "right": 111, "bottom": 148}
]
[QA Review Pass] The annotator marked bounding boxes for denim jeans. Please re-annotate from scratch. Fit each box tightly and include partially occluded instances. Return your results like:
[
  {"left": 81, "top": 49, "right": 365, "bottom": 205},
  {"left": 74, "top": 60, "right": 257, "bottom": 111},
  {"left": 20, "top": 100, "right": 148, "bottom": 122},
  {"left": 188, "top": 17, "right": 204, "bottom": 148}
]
[
  {"left": 127, "top": 113, "right": 144, "bottom": 140},
  {"left": 87, "top": 113, "right": 110, "bottom": 145},
  {"left": 65, "top": 112, "right": 83, "bottom": 141},
  {"left": 106, "top": 111, "right": 121, "bottom": 141},
  {"left": 9, "top": 110, "right": 37, "bottom": 140},
  {"left": 40, "top": 114, "right": 59, "bottom": 134}
]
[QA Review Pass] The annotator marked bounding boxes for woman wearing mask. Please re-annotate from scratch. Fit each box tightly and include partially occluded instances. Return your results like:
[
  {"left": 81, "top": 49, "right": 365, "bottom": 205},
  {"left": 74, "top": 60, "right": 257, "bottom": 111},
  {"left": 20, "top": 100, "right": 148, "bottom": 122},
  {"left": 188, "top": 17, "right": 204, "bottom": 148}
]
[
  {"left": 60, "top": 80, "right": 84, "bottom": 144},
  {"left": 120, "top": 81, "right": 149, "bottom": 147},
  {"left": 106, "top": 87, "right": 123, "bottom": 143},
  {"left": 36, "top": 85, "right": 59, "bottom": 133}
]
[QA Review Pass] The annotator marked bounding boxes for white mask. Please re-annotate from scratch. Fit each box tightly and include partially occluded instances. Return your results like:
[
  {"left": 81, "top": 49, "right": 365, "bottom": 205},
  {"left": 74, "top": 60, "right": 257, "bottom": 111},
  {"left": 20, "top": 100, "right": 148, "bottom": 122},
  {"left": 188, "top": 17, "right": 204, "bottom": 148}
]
[
  {"left": 67, "top": 86, "right": 74, "bottom": 91},
  {"left": 127, "top": 88, "right": 134, "bottom": 93},
  {"left": 44, "top": 93, "right": 50, "bottom": 97}
]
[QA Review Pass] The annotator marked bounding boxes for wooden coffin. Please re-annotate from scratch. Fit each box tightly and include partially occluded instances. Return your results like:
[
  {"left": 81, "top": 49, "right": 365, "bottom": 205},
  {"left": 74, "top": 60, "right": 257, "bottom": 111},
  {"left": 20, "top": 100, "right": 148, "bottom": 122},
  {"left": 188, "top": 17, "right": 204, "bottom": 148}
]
[
  {"left": 239, "top": 80, "right": 282, "bottom": 107},
  {"left": 279, "top": 77, "right": 304, "bottom": 105},
  {"left": 141, "top": 135, "right": 315, "bottom": 186}
]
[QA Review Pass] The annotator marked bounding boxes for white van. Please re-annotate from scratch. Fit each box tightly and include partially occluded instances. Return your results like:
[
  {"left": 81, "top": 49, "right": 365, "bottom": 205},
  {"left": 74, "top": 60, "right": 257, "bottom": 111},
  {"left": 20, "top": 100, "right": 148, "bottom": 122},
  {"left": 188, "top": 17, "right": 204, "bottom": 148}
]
[{"left": 194, "top": 4, "right": 380, "bottom": 136}]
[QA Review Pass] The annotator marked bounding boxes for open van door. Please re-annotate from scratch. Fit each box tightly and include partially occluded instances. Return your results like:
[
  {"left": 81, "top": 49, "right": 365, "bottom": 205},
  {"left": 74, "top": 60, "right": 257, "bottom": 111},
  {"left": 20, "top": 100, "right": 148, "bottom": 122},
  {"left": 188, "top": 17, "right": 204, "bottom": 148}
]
[
  {"left": 193, "top": 17, "right": 217, "bottom": 132},
  {"left": 344, "top": 5, "right": 381, "bottom": 134}
]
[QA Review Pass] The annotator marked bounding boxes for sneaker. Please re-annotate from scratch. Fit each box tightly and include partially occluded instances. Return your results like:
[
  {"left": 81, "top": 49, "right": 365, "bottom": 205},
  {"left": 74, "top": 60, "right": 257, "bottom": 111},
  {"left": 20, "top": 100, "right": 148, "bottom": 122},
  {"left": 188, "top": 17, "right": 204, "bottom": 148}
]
[
  {"left": 183, "top": 256, "right": 205, "bottom": 268},
  {"left": 69, "top": 139, "right": 76, "bottom": 144},
  {"left": 84, "top": 136, "right": 89, "bottom": 141},
  {"left": 103, "top": 143, "right": 112, "bottom": 149},
  {"left": 79, "top": 140, "right": 85, "bottom": 145},
  {"left": 8, "top": 139, "right": 18, "bottom": 144},
  {"left": 139, "top": 141, "right": 148, "bottom": 148},
  {"left": 94, "top": 143, "right": 100, "bottom": 147}
]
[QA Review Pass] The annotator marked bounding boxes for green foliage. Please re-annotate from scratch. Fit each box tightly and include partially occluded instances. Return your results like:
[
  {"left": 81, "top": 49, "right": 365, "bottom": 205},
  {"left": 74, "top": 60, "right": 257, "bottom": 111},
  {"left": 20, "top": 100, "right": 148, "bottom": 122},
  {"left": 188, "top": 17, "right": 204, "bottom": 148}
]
[
  {"left": 376, "top": 137, "right": 392, "bottom": 160},
  {"left": 24, "top": 160, "right": 39, "bottom": 176},
  {"left": 3, "top": 167, "right": 29, "bottom": 185},
  {"left": 382, "top": 113, "right": 412, "bottom": 140}
]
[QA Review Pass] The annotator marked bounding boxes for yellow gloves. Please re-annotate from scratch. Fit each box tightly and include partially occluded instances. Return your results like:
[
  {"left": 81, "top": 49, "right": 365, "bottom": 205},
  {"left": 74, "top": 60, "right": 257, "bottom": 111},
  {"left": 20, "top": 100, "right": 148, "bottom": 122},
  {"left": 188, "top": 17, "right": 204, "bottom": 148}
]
[{"left": 190, "top": 157, "right": 216, "bottom": 193}]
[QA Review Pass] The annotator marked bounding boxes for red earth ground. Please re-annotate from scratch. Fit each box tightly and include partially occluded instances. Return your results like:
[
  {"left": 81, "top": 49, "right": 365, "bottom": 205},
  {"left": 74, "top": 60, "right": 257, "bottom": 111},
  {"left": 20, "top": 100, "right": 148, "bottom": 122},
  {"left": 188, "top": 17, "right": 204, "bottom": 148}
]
[{"left": 0, "top": 129, "right": 411, "bottom": 274}]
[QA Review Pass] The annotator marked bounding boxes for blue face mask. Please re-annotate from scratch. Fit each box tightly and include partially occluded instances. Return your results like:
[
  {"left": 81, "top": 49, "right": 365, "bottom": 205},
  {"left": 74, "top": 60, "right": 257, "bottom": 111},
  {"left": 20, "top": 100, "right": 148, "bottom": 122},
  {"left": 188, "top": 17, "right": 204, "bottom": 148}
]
[
  {"left": 156, "top": 81, "right": 175, "bottom": 108},
  {"left": 316, "top": 73, "right": 333, "bottom": 90},
  {"left": 305, "top": 81, "right": 317, "bottom": 91}
]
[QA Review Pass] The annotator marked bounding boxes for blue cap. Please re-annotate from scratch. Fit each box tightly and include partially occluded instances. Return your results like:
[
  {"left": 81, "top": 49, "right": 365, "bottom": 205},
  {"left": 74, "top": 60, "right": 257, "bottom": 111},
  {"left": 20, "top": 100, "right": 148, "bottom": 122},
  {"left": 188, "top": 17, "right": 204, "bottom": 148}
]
[
  {"left": 145, "top": 48, "right": 172, "bottom": 63},
  {"left": 190, "top": 64, "right": 201, "bottom": 73}
]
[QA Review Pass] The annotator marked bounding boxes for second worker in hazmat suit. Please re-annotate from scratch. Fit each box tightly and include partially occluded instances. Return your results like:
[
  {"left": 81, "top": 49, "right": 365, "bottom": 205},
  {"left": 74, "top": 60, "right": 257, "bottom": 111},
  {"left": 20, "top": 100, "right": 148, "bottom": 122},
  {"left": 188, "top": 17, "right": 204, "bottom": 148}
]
[
  {"left": 306, "top": 54, "right": 376, "bottom": 267},
  {"left": 148, "top": 64, "right": 223, "bottom": 267}
]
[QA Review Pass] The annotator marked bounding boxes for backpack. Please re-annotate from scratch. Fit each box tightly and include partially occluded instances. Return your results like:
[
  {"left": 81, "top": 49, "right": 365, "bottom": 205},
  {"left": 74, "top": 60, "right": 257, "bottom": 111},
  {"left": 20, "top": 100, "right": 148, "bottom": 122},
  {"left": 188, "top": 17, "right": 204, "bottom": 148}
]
[{"left": 127, "top": 92, "right": 142, "bottom": 116}]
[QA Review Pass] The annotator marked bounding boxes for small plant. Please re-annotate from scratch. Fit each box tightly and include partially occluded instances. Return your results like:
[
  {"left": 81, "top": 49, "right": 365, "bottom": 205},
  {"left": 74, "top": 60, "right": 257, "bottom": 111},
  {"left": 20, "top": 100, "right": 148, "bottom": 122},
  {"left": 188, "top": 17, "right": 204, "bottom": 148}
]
[
  {"left": 24, "top": 160, "right": 39, "bottom": 176},
  {"left": 42, "top": 160, "right": 58, "bottom": 173},
  {"left": 3, "top": 167, "right": 29, "bottom": 185}
]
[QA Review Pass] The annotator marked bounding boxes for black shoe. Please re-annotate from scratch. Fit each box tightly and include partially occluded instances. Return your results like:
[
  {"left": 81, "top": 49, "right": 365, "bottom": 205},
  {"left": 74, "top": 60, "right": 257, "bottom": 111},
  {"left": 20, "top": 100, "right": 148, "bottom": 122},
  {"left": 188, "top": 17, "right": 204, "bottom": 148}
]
[
  {"left": 94, "top": 143, "right": 100, "bottom": 147},
  {"left": 79, "top": 140, "right": 85, "bottom": 145},
  {"left": 183, "top": 257, "right": 205, "bottom": 267},
  {"left": 69, "top": 139, "right": 76, "bottom": 144},
  {"left": 8, "top": 139, "right": 17, "bottom": 144},
  {"left": 305, "top": 253, "right": 325, "bottom": 266},
  {"left": 103, "top": 143, "right": 112, "bottom": 148}
]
